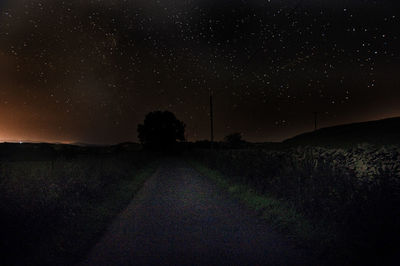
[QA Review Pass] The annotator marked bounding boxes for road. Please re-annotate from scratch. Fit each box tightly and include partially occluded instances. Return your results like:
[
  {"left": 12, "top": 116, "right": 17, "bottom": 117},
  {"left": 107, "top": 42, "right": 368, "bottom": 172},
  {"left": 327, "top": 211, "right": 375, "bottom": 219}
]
[{"left": 81, "top": 160, "right": 312, "bottom": 266}]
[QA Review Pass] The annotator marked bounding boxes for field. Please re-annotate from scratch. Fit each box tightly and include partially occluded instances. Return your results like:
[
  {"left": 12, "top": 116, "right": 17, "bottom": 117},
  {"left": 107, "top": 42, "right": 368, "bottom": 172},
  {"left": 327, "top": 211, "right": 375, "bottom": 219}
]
[
  {"left": 189, "top": 143, "right": 400, "bottom": 264},
  {"left": 0, "top": 145, "right": 157, "bottom": 265},
  {"left": 1, "top": 139, "right": 399, "bottom": 265}
]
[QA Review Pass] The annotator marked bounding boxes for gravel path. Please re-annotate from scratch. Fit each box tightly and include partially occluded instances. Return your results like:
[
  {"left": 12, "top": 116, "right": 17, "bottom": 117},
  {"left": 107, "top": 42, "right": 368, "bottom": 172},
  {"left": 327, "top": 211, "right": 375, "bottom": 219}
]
[{"left": 81, "top": 159, "right": 312, "bottom": 266}]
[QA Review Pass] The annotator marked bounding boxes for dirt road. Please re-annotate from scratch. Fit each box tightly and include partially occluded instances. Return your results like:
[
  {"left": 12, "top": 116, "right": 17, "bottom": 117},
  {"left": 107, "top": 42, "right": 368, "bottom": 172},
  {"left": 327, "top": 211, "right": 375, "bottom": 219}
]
[{"left": 81, "top": 160, "right": 312, "bottom": 265}]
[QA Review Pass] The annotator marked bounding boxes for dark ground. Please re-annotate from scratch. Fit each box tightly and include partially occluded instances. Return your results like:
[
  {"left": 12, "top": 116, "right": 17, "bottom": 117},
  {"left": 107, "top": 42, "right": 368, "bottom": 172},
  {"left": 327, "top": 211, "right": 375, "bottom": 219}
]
[{"left": 80, "top": 159, "right": 313, "bottom": 266}]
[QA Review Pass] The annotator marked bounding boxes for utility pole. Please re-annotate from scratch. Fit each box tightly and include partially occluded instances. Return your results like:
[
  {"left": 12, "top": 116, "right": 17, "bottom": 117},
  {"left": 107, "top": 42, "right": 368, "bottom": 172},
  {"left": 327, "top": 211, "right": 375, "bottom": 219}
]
[
  {"left": 210, "top": 89, "right": 214, "bottom": 149},
  {"left": 313, "top": 112, "right": 318, "bottom": 131}
]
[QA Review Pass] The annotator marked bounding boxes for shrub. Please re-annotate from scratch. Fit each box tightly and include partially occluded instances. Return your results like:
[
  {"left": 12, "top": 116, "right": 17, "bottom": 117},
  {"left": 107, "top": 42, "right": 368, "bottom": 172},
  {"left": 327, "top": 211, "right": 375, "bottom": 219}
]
[{"left": 189, "top": 144, "right": 400, "bottom": 263}]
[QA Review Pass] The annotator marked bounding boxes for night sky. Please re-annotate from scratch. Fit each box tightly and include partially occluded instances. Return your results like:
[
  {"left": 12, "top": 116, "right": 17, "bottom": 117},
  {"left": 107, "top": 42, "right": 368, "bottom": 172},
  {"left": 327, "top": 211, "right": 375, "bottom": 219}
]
[{"left": 0, "top": 0, "right": 399, "bottom": 144}]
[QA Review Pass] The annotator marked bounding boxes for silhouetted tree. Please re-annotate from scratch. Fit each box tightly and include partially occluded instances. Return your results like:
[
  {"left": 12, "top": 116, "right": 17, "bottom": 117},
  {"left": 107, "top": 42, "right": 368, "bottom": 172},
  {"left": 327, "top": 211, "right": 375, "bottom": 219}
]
[
  {"left": 138, "top": 111, "right": 185, "bottom": 150},
  {"left": 224, "top": 132, "right": 245, "bottom": 148}
]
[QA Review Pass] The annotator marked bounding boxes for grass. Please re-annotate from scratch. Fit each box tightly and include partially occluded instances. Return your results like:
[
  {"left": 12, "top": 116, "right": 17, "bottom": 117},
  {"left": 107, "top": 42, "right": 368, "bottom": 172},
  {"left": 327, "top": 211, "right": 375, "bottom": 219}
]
[
  {"left": 187, "top": 145, "right": 400, "bottom": 265},
  {"left": 188, "top": 160, "right": 325, "bottom": 248},
  {"left": 0, "top": 154, "right": 159, "bottom": 265},
  {"left": 42, "top": 162, "right": 158, "bottom": 266}
]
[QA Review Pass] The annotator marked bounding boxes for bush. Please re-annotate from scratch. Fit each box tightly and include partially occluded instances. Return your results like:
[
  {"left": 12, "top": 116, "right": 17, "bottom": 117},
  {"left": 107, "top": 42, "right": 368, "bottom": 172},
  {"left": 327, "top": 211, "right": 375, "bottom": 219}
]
[{"left": 189, "top": 144, "right": 400, "bottom": 263}]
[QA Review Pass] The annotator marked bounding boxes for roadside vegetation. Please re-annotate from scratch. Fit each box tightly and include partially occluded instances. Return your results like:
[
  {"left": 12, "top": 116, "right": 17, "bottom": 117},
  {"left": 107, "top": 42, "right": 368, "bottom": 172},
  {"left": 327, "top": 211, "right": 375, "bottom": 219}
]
[
  {"left": 189, "top": 143, "right": 400, "bottom": 264},
  {"left": 0, "top": 147, "right": 158, "bottom": 265}
]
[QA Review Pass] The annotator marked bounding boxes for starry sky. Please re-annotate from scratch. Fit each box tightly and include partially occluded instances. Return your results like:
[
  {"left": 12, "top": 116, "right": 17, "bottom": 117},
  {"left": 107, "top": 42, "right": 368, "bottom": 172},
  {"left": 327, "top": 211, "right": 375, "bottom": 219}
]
[{"left": 0, "top": 0, "right": 399, "bottom": 144}]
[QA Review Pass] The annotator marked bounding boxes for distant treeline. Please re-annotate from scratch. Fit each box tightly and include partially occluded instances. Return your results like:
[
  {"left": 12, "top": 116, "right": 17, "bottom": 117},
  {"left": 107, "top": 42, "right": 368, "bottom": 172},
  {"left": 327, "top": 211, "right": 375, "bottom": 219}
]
[
  {"left": 0, "top": 141, "right": 282, "bottom": 161},
  {"left": 0, "top": 142, "right": 142, "bottom": 161}
]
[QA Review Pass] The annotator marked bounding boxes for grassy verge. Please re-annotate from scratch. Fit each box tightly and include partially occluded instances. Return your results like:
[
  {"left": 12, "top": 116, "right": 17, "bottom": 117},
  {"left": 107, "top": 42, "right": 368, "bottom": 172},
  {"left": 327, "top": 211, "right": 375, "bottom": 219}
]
[
  {"left": 50, "top": 162, "right": 158, "bottom": 266},
  {"left": 1, "top": 159, "right": 159, "bottom": 266},
  {"left": 188, "top": 160, "right": 336, "bottom": 262},
  {"left": 188, "top": 146, "right": 400, "bottom": 264}
]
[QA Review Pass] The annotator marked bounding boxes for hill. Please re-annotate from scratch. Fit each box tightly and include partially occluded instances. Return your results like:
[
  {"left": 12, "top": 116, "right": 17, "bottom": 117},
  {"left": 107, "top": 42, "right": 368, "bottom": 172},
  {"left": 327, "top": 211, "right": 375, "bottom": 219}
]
[{"left": 283, "top": 117, "right": 400, "bottom": 147}]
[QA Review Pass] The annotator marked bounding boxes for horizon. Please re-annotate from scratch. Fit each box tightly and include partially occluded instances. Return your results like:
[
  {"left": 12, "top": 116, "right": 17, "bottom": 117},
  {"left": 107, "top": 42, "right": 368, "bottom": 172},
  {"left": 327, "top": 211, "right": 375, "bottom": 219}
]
[{"left": 0, "top": 115, "right": 398, "bottom": 146}]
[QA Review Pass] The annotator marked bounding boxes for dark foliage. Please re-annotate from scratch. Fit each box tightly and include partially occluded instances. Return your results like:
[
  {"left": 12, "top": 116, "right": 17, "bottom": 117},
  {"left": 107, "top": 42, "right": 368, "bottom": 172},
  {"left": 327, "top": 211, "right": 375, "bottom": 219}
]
[
  {"left": 189, "top": 146, "right": 400, "bottom": 264},
  {"left": 0, "top": 148, "right": 155, "bottom": 265},
  {"left": 224, "top": 133, "right": 245, "bottom": 148},
  {"left": 0, "top": 142, "right": 144, "bottom": 162},
  {"left": 138, "top": 111, "right": 185, "bottom": 150}
]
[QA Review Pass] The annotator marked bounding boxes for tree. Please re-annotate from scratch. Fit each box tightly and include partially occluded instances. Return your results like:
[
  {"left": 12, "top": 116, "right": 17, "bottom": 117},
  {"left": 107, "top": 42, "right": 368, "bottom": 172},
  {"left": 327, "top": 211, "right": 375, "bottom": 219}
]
[
  {"left": 138, "top": 111, "right": 185, "bottom": 150},
  {"left": 224, "top": 132, "right": 245, "bottom": 148}
]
